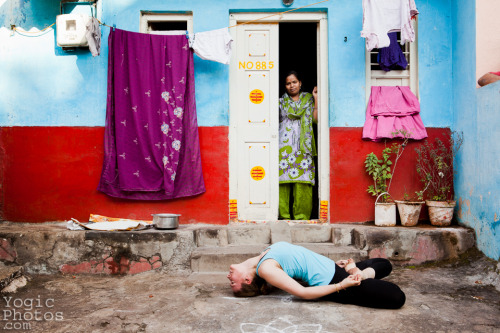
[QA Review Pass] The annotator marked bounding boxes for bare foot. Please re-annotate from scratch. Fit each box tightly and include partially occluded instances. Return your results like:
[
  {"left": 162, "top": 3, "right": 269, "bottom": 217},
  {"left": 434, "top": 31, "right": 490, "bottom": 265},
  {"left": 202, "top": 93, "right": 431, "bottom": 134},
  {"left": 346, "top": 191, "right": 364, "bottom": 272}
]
[
  {"left": 345, "top": 259, "right": 362, "bottom": 276},
  {"left": 361, "top": 267, "right": 375, "bottom": 280},
  {"left": 336, "top": 259, "right": 349, "bottom": 268}
]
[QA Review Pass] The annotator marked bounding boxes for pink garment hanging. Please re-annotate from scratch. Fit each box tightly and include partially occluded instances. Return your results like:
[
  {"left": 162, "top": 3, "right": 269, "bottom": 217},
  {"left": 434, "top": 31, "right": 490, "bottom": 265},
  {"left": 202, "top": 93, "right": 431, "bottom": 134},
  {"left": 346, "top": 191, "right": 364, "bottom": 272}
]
[{"left": 362, "top": 86, "right": 427, "bottom": 141}]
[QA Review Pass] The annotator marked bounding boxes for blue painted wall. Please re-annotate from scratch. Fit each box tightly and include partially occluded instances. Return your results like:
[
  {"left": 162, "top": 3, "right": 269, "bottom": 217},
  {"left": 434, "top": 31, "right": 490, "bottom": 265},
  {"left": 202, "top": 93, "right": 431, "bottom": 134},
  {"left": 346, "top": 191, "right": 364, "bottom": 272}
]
[
  {"left": 1, "top": 0, "right": 454, "bottom": 128},
  {"left": 452, "top": 0, "right": 499, "bottom": 260}
]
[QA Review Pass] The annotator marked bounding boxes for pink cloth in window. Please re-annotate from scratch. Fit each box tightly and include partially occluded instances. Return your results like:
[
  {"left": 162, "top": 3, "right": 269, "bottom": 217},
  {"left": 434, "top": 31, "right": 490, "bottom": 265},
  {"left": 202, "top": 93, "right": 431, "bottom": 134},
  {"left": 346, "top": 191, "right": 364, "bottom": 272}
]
[{"left": 362, "top": 86, "right": 427, "bottom": 141}]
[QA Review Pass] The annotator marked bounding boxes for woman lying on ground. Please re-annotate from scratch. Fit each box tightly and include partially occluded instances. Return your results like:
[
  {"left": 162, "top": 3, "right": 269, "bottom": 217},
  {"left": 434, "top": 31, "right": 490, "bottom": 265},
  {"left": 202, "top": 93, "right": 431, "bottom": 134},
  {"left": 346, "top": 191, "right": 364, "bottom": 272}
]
[{"left": 227, "top": 241, "right": 405, "bottom": 309}]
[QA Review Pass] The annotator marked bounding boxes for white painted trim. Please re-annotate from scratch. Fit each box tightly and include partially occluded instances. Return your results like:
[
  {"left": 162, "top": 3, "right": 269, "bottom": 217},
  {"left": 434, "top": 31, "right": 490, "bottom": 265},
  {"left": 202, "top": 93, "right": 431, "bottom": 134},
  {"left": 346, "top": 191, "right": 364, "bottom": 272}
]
[
  {"left": 139, "top": 12, "right": 193, "bottom": 34},
  {"left": 229, "top": 12, "right": 330, "bottom": 222},
  {"left": 317, "top": 16, "right": 330, "bottom": 221}
]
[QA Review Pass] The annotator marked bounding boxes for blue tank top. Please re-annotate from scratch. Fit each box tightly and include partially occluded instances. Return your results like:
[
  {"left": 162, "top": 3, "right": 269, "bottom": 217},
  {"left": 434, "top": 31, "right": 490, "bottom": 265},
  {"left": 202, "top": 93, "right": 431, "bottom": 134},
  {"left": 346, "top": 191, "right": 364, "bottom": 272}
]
[{"left": 256, "top": 242, "right": 336, "bottom": 286}]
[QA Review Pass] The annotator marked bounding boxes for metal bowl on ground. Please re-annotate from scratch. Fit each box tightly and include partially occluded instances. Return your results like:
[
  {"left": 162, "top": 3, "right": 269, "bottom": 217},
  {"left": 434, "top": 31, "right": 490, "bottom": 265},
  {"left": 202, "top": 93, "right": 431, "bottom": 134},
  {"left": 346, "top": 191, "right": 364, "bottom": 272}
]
[{"left": 152, "top": 214, "right": 180, "bottom": 229}]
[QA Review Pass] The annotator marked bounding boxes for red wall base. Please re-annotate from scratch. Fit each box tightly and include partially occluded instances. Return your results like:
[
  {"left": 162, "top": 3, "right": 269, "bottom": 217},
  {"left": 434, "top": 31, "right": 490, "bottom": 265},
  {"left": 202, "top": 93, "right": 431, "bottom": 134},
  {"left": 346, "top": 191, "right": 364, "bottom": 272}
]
[
  {"left": 0, "top": 126, "right": 450, "bottom": 224},
  {"left": 330, "top": 127, "right": 450, "bottom": 222},
  {"left": 0, "top": 127, "right": 229, "bottom": 224}
]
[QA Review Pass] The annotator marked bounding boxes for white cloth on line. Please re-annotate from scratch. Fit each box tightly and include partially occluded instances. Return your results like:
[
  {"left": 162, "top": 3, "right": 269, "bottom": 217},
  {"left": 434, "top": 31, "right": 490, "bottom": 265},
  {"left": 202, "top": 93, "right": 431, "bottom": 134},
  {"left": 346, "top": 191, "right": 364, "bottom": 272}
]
[
  {"left": 361, "top": 0, "right": 418, "bottom": 51},
  {"left": 189, "top": 28, "right": 233, "bottom": 65},
  {"left": 85, "top": 17, "right": 101, "bottom": 56}
]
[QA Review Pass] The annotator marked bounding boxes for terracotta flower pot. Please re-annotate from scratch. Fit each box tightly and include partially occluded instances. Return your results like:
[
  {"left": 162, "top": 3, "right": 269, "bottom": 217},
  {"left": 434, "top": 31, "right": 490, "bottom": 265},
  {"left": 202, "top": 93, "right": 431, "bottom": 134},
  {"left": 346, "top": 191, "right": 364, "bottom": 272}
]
[
  {"left": 426, "top": 200, "right": 456, "bottom": 226},
  {"left": 395, "top": 201, "right": 424, "bottom": 227}
]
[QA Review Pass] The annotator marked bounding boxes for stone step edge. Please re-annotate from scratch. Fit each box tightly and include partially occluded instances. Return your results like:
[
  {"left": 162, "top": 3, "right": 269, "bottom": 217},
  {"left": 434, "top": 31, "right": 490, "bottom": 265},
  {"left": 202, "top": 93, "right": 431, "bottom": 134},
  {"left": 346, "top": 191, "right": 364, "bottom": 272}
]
[{"left": 190, "top": 244, "right": 369, "bottom": 273}]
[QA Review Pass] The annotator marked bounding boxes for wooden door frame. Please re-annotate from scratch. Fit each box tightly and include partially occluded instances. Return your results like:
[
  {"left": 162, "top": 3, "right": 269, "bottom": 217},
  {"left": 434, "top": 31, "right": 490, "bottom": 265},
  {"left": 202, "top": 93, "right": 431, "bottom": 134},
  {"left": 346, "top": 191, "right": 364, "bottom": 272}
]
[{"left": 228, "top": 12, "right": 330, "bottom": 223}]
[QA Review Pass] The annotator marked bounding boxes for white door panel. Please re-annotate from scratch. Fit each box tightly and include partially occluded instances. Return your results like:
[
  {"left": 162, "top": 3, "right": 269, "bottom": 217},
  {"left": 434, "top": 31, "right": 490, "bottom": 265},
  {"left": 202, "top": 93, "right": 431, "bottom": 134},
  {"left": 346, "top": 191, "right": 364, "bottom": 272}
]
[
  {"left": 234, "top": 24, "right": 279, "bottom": 221},
  {"left": 229, "top": 13, "right": 329, "bottom": 223}
]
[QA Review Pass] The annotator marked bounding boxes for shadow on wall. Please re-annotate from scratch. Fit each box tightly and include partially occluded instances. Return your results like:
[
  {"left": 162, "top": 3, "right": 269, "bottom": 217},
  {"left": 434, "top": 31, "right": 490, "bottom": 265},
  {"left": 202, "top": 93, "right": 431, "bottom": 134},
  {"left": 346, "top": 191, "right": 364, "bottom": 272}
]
[{"left": 0, "top": 0, "right": 59, "bottom": 30}]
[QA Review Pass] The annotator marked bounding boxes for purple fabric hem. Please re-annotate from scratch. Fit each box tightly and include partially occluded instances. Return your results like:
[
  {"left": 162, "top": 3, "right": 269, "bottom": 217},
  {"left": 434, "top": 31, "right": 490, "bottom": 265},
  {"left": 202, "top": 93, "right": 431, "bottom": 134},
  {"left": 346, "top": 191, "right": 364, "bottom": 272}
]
[{"left": 97, "top": 180, "right": 206, "bottom": 201}]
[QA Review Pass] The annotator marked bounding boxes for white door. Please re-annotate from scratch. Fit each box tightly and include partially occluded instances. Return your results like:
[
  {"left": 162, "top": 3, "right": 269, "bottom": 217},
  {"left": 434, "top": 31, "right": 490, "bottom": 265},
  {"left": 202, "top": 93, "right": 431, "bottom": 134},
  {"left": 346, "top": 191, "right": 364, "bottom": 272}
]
[
  {"left": 229, "top": 12, "right": 329, "bottom": 223},
  {"left": 230, "top": 23, "right": 279, "bottom": 221}
]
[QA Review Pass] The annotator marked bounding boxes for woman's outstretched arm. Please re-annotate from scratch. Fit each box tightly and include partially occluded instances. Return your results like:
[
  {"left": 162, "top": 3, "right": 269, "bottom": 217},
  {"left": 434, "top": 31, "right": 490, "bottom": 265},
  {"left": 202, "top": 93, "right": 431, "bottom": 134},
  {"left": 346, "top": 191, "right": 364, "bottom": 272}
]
[{"left": 258, "top": 263, "right": 360, "bottom": 300}]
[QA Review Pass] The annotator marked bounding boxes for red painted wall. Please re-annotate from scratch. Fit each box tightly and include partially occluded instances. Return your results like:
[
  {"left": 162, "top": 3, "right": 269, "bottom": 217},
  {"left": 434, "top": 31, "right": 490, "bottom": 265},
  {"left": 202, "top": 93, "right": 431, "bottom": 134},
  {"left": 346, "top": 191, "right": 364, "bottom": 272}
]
[
  {"left": 0, "top": 126, "right": 450, "bottom": 224},
  {"left": 330, "top": 127, "right": 450, "bottom": 222},
  {"left": 0, "top": 127, "right": 229, "bottom": 224}
]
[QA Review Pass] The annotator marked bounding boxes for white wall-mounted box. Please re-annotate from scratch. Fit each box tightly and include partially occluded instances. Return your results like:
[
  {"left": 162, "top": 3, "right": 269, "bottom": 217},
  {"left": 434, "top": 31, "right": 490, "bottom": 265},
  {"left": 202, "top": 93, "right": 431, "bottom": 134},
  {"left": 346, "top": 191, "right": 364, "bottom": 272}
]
[{"left": 56, "top": 14, "right": 90, "bottom": 47}]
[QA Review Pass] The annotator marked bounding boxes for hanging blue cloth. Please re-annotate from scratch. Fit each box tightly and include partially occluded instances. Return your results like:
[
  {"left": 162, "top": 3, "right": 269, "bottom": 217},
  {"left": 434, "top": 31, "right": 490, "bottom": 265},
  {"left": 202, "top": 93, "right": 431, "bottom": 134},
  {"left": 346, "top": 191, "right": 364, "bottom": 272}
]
[{"left": 377, "top": 32, "right": 408, "bottom": 72}]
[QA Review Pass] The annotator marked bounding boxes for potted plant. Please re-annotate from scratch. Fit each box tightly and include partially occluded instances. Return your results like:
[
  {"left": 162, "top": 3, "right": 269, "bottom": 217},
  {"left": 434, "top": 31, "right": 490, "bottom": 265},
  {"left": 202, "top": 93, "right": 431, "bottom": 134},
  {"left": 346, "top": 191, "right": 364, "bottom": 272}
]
[
  {"left": 365, "top": 131, "right": 409, "bottom": 226},
  {"left": 415, "top": 132, "right": 464, "bottom": 226},
  {"left": 394, "top": 189, "right": 426, "bottom": 227}
]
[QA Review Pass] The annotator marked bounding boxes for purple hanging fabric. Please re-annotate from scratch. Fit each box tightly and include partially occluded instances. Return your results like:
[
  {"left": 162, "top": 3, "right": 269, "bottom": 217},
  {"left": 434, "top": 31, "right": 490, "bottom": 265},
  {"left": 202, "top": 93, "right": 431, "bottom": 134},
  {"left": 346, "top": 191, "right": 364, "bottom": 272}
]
[
  {"left": 378, "top": 32, "right": 408, "bottom": 72},
  {"left": 98, "top": 29, "right": 205, "bottom": 200}
]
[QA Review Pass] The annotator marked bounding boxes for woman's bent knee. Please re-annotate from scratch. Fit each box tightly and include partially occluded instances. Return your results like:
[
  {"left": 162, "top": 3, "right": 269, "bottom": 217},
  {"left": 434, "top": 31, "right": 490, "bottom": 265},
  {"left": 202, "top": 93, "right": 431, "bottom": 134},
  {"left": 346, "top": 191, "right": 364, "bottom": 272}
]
[{"left": 389, "top": 289, "right": 406, "bottom": 309}]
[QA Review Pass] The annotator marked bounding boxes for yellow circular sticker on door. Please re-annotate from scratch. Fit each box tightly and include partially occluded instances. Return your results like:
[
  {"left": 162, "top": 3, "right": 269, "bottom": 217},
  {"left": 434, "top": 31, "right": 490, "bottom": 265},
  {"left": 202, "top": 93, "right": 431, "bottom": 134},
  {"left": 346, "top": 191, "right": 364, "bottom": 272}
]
[
  {"left": 249, "top": 89, "right": 264, "bottom": 104},
  {"left": 250, "top": 166, "right": 265, "bottom": 181}
]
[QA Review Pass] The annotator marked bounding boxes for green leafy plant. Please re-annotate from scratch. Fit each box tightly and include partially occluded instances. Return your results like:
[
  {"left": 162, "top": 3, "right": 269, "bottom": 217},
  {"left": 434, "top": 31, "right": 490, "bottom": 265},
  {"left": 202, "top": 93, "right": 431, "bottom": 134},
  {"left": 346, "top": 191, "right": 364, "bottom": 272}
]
[
  {"left": 365, "top": 130, "right": 410, "bottom": 203},
  {"left": 365, "top": 147, "right": 394, "bottom": 203},
  {"left": 415, "top": 132, "right": 464, "bottom": 201}
]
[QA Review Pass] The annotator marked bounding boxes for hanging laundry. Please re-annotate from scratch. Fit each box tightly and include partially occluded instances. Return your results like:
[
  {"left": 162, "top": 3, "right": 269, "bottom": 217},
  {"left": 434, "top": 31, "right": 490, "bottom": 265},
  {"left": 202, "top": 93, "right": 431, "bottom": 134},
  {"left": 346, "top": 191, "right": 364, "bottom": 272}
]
[
  {"left": 361, "top": 0, "right": 419, "bottom": 51},
  {"left": 362, "top": 86, "right": 427, "bottom": 141},
  {"left": 98, "top": 29, "right": 206, "bottom": 200},
  {"left": 189, "top": 28, "right": 233, "bottom": 65},
  {"left": 378, "top": 32, "right": 408, "bottom": 71},
  {"left": 409, "top": 0, "right": 419, "bottom": 17},
  {"left": 85, "top": 17, "right": 101, "bottom": 56}
]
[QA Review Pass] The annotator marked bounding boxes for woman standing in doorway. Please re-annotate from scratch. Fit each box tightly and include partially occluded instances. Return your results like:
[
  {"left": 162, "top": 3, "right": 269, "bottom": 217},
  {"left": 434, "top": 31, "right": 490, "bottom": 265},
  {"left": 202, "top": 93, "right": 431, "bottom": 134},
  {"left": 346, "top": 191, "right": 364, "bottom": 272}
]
[{"left": 279, "top": 71, "right": 318, "bottom": 220}]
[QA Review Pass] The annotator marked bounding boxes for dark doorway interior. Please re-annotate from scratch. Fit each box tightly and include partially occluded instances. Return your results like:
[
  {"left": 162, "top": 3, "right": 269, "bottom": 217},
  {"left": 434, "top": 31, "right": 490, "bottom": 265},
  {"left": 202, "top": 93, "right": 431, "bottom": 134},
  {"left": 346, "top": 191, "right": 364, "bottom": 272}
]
[
  {"left": 279, "top": 22, "right": 318, "bottom": 95},
  {"left": 278, "top": 22, "right": 319, "bottom": 220}
]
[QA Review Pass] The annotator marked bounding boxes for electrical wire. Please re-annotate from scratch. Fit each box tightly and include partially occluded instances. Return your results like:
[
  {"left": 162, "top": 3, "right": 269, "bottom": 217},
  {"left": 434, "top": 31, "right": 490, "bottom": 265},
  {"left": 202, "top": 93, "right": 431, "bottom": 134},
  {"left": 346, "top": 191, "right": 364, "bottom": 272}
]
[
  {"left": 12, "top": 22, "right": 55, "bottom": 34},
  {"left": 10, "top": 0, "right": 330, "bottom": 36}
]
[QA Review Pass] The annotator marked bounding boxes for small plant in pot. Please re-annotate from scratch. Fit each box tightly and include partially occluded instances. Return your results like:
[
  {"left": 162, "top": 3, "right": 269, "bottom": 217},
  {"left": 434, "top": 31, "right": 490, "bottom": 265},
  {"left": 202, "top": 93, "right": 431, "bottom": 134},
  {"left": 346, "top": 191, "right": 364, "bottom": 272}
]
[
  {"left": 395, "top": 188, "right": 426, "bottom": 227},
  {"left": 365, "top": 131, "right": 410, "bottom": 226},
  {"left": 415, "top": 131, "right": 464, "bottom": 226}
]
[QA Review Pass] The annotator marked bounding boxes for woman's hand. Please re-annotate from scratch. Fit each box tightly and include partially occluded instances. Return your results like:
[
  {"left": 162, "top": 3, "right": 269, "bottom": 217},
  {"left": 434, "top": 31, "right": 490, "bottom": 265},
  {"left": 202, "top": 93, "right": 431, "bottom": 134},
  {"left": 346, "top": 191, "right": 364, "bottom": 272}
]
[
  {"left": 312, "top": 86, "right": 318, "bottom": 101},
  {"left": 312, "top": 86, "right": 318, "bottom": 123},
  {"left": 341, "top": 274, "right": 362, "bottom": 289}
]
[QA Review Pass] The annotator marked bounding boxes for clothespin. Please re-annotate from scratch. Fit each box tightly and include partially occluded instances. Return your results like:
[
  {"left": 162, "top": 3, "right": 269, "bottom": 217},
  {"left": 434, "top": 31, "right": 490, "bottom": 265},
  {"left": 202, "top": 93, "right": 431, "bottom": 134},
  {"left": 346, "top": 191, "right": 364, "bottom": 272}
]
[{"left": 185, "top": 30, "right": 189, "bottom": 39}]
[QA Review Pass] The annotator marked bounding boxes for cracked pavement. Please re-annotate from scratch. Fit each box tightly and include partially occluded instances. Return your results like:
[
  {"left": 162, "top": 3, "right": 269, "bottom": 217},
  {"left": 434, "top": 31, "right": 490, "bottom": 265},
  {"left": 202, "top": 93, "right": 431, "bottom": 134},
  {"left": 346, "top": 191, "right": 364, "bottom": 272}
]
[{"left": 1, "top": 250, "right": 499, "bottom": 332}]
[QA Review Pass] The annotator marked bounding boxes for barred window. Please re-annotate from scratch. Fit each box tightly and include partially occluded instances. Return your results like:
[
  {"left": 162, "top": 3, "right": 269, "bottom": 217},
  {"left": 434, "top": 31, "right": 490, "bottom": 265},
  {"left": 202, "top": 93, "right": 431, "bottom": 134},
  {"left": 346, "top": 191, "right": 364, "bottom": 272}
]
[{"left": 365, "top": 20, "right": 418, "bottom": 101}]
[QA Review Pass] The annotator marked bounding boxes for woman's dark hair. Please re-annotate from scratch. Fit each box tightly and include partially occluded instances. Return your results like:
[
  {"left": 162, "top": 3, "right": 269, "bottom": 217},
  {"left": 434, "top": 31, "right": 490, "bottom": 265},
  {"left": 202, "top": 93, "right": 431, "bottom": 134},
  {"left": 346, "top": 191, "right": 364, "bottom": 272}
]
[
  {"left": 285, "top": 70, "right": 301, "bottom": 83},
  {"left": 233, "top": 274, "right": 272, "bottom": 297}
]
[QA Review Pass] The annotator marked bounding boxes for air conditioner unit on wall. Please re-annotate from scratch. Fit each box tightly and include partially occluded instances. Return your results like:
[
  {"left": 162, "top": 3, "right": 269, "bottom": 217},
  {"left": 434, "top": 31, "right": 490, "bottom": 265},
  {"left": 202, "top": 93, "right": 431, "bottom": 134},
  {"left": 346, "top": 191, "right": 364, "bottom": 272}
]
[{"left": 56, "top": 14, "right": 90, "bottom": 47}]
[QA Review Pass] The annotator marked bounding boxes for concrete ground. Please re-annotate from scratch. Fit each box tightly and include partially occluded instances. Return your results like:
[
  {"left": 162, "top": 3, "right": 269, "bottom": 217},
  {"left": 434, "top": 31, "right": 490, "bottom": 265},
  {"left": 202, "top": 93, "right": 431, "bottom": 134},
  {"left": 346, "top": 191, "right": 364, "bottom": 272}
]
[{"left": 1, "top": 250, "right": 499, "bottom": 333}]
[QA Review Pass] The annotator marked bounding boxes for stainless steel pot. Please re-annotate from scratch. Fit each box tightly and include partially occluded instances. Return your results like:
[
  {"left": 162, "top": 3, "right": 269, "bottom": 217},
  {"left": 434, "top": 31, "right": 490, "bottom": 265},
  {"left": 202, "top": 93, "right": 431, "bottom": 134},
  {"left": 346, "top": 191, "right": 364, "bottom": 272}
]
[{"left": 152, "top": 214, "right": 180, "bottom": 229}]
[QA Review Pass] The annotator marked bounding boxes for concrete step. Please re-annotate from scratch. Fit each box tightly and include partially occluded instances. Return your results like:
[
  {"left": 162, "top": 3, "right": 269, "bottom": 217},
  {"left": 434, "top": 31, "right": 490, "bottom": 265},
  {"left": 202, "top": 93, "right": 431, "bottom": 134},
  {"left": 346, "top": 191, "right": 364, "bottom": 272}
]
[
  {"left": 190, "top": 243, "right": 368, "bottom": 273},
  {"left": 0, "top": 222, "right": 477, "bottom": 275}
]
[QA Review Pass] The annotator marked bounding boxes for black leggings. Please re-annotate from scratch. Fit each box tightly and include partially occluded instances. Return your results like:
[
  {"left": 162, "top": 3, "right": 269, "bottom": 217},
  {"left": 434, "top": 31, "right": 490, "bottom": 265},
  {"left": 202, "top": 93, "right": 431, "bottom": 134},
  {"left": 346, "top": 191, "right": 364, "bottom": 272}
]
[{"left": 322, "top": 258, "right": 405, "bottom": 309}]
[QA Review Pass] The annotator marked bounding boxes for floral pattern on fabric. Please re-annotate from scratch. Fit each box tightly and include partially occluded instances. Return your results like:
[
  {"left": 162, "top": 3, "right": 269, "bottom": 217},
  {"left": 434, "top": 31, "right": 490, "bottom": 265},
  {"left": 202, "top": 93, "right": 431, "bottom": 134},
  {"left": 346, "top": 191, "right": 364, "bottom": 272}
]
[
  {"left": 278, "top": 92, "right": 316, "bottom": 185},
  {"left": 98, "top": 29, "right": 205, "bottom": 200}
]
